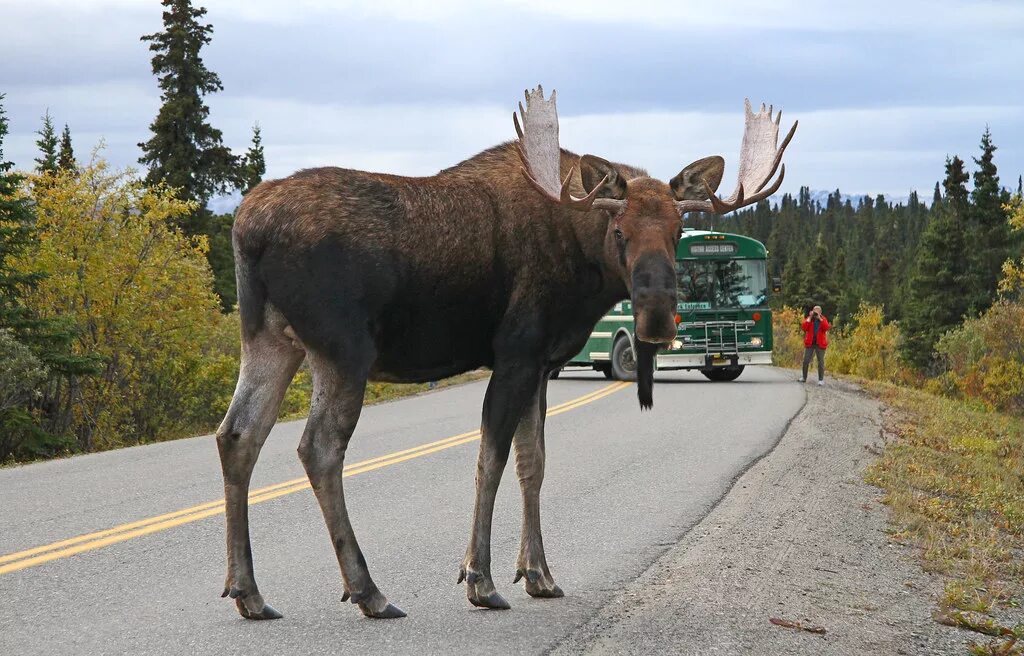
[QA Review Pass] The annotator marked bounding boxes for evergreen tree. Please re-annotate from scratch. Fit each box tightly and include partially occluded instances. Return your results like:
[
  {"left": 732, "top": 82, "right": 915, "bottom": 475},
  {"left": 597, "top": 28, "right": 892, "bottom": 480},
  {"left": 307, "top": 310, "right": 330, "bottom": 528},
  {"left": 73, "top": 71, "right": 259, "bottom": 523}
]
[
  {"left": 832, "top": 248, "right": 856, "bottom": 322},
  {"left": 780, "top": 253, "right": 805, "bottom": 309},
  {"left": 34, "top": 110, "right": 58, "bottom": 174},
  {"left": 57, "top": 124, "right": 75, "bottom": 172},
  {"left": 1, "top": 99, "right": 43, "bottom": 335},
  {"left": 901, "top": 156, "right": 972, "bottom": 369},
  {"left": 207, "top": 213, "right": 236, "bottom": 312},
  {"left": 800, "top": 233, "right": 839, "bottom": 314},
  {"left": 967, "top": 127, "right": 1009, "bottom": 314},
  {"left": 138, "top": 0, "right": 238, "bottom": 232},
  {"left": 240, "top": 123, "right": 265, "bottom": 194},
  {"left": 139, "top": 0, "right": 242, "bottom": 309}
]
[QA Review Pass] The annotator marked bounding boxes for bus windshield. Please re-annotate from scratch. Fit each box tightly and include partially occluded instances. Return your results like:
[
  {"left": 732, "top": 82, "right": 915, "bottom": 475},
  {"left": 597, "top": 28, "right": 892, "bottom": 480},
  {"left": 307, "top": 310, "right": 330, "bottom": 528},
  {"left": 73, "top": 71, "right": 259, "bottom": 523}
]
[{"left": 676, "top": 259, "right": 768, "bottom": 309}]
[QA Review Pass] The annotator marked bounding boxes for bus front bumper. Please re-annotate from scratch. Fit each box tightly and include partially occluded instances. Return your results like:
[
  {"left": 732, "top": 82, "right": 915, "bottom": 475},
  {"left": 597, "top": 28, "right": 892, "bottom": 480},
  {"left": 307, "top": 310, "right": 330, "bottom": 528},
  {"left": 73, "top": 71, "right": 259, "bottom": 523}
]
[{"left": 656, "top": 350, "right": 773, "bottom": 369}]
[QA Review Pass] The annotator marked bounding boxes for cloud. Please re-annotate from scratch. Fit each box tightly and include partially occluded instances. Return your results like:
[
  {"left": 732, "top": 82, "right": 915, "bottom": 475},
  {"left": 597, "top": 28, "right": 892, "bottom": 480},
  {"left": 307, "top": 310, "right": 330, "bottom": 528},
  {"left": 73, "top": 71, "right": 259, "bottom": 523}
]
[{"left": 1, "top": 0, "right": 1022, "bottom": 198}]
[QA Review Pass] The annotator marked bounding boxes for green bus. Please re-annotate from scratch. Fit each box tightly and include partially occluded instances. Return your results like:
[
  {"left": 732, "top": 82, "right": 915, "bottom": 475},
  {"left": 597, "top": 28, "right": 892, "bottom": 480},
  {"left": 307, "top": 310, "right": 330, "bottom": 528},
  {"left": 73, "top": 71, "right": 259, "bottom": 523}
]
[{"left": 558, "top": 229, "right": 774, "bottom": 382}]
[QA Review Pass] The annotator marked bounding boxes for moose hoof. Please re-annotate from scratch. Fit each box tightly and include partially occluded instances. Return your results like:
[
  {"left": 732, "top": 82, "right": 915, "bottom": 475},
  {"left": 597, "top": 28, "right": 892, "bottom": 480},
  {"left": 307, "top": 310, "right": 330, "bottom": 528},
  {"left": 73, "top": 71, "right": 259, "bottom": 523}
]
[
  {"left": 469, "top": 590, "right": 511, "bottom": 610},
  {"left": 460, "top": 565, "right": 511, "bottom": 610},
  {"left": 352, "top": 589, "right": 407, "bottom": 619},
  {"left": 363, "top": 602, "right": 407, "bottom": 619},
  {"left": 515, "top": 567, "right": 564, "bottom": 598},
  {"left": 235, "top": 598, "right": 283, "bottom": 620}
]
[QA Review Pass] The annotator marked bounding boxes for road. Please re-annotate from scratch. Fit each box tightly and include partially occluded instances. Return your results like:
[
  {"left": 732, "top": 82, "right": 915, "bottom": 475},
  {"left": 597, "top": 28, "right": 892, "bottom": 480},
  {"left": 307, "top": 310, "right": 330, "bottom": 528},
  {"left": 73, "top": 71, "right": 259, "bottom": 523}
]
[{"left": 0, "top": 367, "right": 804, "bottom": 656}]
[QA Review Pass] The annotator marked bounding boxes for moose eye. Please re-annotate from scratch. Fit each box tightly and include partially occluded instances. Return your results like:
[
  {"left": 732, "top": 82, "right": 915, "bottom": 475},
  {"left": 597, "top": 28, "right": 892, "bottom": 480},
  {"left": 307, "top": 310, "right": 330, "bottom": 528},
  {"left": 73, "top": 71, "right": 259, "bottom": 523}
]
[{"left": 613, "top": 227, "right": 624, "bottom": 241}]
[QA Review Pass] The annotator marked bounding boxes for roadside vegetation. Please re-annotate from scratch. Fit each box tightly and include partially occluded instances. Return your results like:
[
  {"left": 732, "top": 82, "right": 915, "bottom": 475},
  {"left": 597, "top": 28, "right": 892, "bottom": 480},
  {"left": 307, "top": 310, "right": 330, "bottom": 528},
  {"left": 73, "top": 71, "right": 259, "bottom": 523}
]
[{"left": 768, "top": 195, "right": 1024, "bottom": 654}]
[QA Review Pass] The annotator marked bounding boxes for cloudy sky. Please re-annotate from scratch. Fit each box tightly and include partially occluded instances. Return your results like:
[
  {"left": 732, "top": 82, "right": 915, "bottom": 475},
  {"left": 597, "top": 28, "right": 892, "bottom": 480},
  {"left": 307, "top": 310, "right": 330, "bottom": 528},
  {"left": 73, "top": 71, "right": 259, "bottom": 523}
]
[{"left": 2, "top": 0, "right": 1022, "bottom": 199}]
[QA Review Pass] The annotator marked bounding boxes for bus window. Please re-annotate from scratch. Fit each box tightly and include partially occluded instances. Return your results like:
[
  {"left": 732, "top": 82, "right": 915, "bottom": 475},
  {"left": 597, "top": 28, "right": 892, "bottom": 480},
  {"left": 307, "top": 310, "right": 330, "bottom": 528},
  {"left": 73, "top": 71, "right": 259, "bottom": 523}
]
[{"left": 677, "top": 259, "right": 768, "bottom": 308}]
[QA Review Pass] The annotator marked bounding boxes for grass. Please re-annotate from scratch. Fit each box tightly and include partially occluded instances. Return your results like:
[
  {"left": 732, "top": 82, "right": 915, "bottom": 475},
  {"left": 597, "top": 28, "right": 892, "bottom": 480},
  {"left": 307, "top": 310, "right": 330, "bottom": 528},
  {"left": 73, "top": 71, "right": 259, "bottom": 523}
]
[
  {"left": 279, "top": 369, "right": 490, "bottom": 421},
  {"left": 861, "top": 380, "right": 1024, "bottom": 654}
]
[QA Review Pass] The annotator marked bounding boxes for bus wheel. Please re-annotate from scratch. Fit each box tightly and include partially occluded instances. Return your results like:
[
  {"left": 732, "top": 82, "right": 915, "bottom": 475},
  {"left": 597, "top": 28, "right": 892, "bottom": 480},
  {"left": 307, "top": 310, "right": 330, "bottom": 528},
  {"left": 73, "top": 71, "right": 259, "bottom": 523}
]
[
  {"left": 597, "top": 364, "right": 614, "bottom": 380},
  {"left": 611, "top": 337, "right": 638, "bottom": 381},
  {"left": 701, "top": 366, "right": 744, "bottom": 382}
]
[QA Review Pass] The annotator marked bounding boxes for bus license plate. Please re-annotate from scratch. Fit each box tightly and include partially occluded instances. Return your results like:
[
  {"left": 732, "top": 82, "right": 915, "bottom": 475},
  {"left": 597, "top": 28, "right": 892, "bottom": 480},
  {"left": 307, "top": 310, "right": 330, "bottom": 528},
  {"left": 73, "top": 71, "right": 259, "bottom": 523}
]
[{"left": 712, "top": 354, "right": 727, "bottom": 365}]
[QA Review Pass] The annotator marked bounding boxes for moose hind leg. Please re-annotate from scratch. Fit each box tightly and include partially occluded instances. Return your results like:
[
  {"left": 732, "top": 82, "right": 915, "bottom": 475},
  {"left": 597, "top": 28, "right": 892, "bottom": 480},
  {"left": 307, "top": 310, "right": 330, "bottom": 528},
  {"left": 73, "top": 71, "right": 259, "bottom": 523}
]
[
  {"left": 217, "top": 330, "right": 303, "bottom": 620},
  {"left": 460, "top": 363, "right": 544, "bottom": 610},
  {"left": 298, "top": 348, "right": 405, "bottom": 619},
  {"left": 512, "top": 378, "right": 563, "bottom": 598}
]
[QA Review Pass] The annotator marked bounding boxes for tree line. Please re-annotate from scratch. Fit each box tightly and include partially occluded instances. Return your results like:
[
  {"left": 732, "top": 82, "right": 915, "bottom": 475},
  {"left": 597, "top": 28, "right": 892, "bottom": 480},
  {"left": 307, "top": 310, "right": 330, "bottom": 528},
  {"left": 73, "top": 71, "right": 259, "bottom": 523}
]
[{"left": 689, "top": 132, "right": 1022, "bottom": 371}]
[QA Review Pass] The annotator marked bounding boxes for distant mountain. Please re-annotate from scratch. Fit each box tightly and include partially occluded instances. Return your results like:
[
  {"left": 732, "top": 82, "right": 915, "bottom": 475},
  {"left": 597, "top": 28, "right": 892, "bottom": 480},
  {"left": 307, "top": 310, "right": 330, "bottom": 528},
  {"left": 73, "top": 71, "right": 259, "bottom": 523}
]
[{"left": 767, "top": 189, "right": 916, "bottom": 208}]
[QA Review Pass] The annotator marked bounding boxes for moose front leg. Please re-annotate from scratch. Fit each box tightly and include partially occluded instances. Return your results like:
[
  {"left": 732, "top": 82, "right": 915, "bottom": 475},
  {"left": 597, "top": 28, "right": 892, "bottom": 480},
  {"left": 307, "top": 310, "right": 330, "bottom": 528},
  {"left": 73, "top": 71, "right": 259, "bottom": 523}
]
[
  {"left": 460, "top": 362, "right": 544, "bottom": 609},
  {"left": 512, "top": 377, "right": 563, "bottom": 598}
]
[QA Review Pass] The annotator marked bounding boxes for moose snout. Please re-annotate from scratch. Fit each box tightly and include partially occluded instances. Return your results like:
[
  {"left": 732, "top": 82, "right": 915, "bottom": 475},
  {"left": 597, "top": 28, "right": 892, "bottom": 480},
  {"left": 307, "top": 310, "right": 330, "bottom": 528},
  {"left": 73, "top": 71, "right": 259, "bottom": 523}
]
[{"left": 631, "top": 254, "right": 678, "bottom": 344}]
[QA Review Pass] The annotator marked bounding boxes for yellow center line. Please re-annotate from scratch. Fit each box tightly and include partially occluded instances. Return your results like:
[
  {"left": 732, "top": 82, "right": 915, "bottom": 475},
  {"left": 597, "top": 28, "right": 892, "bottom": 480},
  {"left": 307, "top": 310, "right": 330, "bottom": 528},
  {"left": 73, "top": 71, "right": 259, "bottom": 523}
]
[{"left": 0, "top": 381, "right": 629, "bottom": 576}]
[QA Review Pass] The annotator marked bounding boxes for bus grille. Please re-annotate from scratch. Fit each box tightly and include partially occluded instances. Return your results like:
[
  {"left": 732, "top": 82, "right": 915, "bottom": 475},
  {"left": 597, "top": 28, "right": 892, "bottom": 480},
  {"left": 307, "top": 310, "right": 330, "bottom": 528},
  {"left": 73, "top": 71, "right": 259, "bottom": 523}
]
[{"left": 679, "top": 320, "right": 756, "bottom": 354}]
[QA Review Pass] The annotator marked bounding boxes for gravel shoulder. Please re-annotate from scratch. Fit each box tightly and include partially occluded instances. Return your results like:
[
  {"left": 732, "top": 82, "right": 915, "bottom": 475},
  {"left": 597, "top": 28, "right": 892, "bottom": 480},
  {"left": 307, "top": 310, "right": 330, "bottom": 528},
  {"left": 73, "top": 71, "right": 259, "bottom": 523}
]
[{"left": 552, "top": 378, "right": 966, "bottom": 655}]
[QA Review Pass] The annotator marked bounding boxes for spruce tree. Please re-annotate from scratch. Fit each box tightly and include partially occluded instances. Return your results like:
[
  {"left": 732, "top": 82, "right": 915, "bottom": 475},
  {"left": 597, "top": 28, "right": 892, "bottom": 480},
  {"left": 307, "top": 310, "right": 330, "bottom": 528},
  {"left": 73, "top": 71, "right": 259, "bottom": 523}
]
[
  {"left": 901, "top": 156, "right": 972, "bottom": 369},
  {"left": 1, "top": 99, "right": 43, "bottom": 331},
  {"left": 800, "top": 233, "right": 839, "bottom": 314},
  {"left": 139, "top": 0, "right": 238, "bottom": 233},
  {"left": 34, "top": 111, "right": 58, "bottom": 174},
  {"left": 57, "top": 124, "right": 75, "bottom": 171},
  {"left": 240, "top": 123, "right": 265, "bottom": 194},
  {"left": 967, "top": 128, "right": 1009, "bottom": 313}
]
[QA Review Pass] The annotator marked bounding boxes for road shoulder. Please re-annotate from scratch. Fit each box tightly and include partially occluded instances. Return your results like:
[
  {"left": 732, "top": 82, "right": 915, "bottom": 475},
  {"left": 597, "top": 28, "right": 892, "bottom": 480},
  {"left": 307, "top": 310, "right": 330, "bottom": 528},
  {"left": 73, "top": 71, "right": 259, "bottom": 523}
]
[{"left": 552, "top": 378, "right": 965, "bottom": 655}]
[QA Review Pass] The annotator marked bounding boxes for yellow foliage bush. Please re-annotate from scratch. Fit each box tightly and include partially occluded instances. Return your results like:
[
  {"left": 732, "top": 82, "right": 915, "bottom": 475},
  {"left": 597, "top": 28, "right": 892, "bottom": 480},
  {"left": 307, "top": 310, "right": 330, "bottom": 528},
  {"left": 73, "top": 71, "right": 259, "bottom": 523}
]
[
  {"left": 770, "top": 306, "right": 806, "bottom": 368},
  {"left": 20, "top": 157, "right": 226, "bottom": 450},
  {"left": 828, "top": 303, "right": 904, "bottom": 383},
  {"left": 936, "top": 300, "right": 1024, "bottom": 415},
  {"left": 998, "top": 194, "right": 1024, "bottom": 300}
]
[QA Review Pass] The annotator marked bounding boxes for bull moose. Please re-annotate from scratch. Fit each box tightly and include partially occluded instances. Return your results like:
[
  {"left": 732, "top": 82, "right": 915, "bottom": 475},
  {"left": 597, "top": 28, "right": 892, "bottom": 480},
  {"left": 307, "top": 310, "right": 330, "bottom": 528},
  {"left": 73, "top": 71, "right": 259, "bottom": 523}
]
[{"left": 216, "top": 87, "right": 796, "bottom": 619}]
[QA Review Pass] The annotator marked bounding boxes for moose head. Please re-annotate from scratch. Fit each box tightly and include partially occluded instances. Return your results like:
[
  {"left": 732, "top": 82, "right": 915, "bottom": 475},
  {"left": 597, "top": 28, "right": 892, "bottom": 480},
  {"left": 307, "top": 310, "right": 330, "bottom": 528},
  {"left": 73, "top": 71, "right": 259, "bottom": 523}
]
[{"left": 514, "top": 86, "right": 796, "bottom": 408}]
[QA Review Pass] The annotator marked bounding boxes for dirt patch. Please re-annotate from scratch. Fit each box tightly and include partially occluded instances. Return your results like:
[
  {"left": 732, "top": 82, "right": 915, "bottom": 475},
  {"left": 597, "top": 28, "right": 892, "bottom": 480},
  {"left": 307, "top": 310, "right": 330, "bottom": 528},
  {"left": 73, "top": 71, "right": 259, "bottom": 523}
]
[{"left": 552, "top": 378, "right": 967, "bottom": 655}]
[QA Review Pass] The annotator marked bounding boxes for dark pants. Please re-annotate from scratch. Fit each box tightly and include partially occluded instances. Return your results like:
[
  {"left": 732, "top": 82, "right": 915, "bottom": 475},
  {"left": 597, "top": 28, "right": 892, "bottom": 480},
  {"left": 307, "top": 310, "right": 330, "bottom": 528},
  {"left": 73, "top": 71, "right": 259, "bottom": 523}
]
[{"left": 802, "top": 346, "right": 825, "bottom": 381}]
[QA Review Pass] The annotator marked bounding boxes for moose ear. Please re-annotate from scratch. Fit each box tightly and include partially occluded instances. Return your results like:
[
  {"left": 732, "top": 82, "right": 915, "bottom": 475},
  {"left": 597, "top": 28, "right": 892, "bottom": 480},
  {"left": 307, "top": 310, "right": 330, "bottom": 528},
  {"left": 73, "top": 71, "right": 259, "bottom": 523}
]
[
  {"left": 670, "top": 156, "right": 725, "bottom": 201},
  {"left": 580, "top": 154, "right": 628, "bottom": 200}
]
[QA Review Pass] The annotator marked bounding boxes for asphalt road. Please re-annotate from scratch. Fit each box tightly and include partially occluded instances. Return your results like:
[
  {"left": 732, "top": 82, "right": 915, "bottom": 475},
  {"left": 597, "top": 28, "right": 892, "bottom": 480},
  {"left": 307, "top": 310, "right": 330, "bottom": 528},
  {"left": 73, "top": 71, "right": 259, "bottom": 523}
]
[{"left": 0, "top": 367, "right": 804, "bottom": 656}]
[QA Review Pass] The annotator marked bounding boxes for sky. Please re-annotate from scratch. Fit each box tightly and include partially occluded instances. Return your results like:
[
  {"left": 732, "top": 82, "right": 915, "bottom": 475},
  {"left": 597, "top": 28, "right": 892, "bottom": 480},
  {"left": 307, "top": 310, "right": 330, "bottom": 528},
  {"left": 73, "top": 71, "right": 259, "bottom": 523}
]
[{"left": 1, "top": 0, "right": 1022, "bottom": 201}]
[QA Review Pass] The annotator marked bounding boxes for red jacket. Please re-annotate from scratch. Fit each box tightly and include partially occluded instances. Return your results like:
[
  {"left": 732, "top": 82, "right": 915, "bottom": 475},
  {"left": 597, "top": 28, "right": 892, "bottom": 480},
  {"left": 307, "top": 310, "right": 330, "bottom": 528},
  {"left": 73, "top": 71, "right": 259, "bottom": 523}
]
[{"left": 802, "top": 315, "right": 830, "bottom": 349}]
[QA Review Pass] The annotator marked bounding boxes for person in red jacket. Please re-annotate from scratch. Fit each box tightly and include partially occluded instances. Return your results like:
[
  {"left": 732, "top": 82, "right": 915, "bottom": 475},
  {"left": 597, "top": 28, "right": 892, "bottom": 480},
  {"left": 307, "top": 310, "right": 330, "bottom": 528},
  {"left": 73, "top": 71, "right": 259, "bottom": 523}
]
[{"left": 800, "top": 305, "right": 830, "bottom": 385}]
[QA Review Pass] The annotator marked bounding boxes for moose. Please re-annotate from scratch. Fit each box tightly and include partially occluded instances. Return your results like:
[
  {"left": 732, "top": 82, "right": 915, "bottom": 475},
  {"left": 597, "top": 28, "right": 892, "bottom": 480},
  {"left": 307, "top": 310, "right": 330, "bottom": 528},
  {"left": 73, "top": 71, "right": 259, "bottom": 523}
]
[{"left": 216, "top": 87, "right": 796, "bottom": 619}]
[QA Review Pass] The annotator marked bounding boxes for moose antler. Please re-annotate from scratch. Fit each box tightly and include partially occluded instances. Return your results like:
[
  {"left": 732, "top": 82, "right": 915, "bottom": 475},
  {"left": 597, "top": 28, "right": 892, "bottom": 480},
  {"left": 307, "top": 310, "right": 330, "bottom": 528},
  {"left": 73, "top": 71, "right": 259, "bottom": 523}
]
[
  {"left": 675, "top": 100, "right": 797, "bottom": 215},
  {"left": 514, "top": 86, "right": 628, "bottom": 212}
]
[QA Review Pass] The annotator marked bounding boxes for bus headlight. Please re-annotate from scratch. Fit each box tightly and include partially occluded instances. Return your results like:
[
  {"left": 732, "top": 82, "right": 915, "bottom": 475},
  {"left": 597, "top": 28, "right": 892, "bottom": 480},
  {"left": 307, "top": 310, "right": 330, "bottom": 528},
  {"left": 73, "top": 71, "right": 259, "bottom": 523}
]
[
  {"left": 670, "top": 339, "right": 683, "bottom": 350},
  {"left": 750, "top": 336, "right": 764, "bottom": 347}
]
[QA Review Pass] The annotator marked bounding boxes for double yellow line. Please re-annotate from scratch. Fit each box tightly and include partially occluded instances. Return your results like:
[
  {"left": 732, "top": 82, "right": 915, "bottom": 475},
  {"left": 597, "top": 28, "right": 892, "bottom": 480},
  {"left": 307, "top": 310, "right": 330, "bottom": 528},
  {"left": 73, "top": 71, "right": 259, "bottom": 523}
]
[{"left": 0, "top": 381, "right": 629, "bottom": 576}]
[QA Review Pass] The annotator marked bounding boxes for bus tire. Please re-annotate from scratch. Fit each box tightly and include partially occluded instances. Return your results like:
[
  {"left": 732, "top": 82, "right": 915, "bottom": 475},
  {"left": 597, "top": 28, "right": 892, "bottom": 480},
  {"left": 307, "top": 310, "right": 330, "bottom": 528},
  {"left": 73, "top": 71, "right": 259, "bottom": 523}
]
[
  {"left": 701, "top": 365, "right": 744, "bottom": 382},
  {"left": 597, "top": 364, "right": 614, "bottom": 380},
  {"left": 611, "top": 337, "right": 638, "bottom": 381}
]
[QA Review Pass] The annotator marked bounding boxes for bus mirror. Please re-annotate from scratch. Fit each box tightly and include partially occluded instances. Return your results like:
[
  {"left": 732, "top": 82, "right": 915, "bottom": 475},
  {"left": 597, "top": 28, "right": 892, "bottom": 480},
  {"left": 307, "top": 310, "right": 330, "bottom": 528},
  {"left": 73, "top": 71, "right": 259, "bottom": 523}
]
[{"left": 772, "top": 277, "right": 782, "bottom": 293}]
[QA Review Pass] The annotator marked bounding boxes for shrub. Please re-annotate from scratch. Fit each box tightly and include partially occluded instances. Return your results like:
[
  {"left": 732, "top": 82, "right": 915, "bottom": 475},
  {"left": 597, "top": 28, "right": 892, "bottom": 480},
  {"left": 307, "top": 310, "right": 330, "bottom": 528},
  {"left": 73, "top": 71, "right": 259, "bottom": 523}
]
[
  {"left": 21, "top": 156, "right": 223, "bottom": 450},
  {"left": 829, "top": 303, "right": 904, "bottom": 383},
  {"left": 771, "top": 306, "right": 806, "bottom": 368},
  {"left": 936, "top": 300, "right": 1024, "bottom": 415}
]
